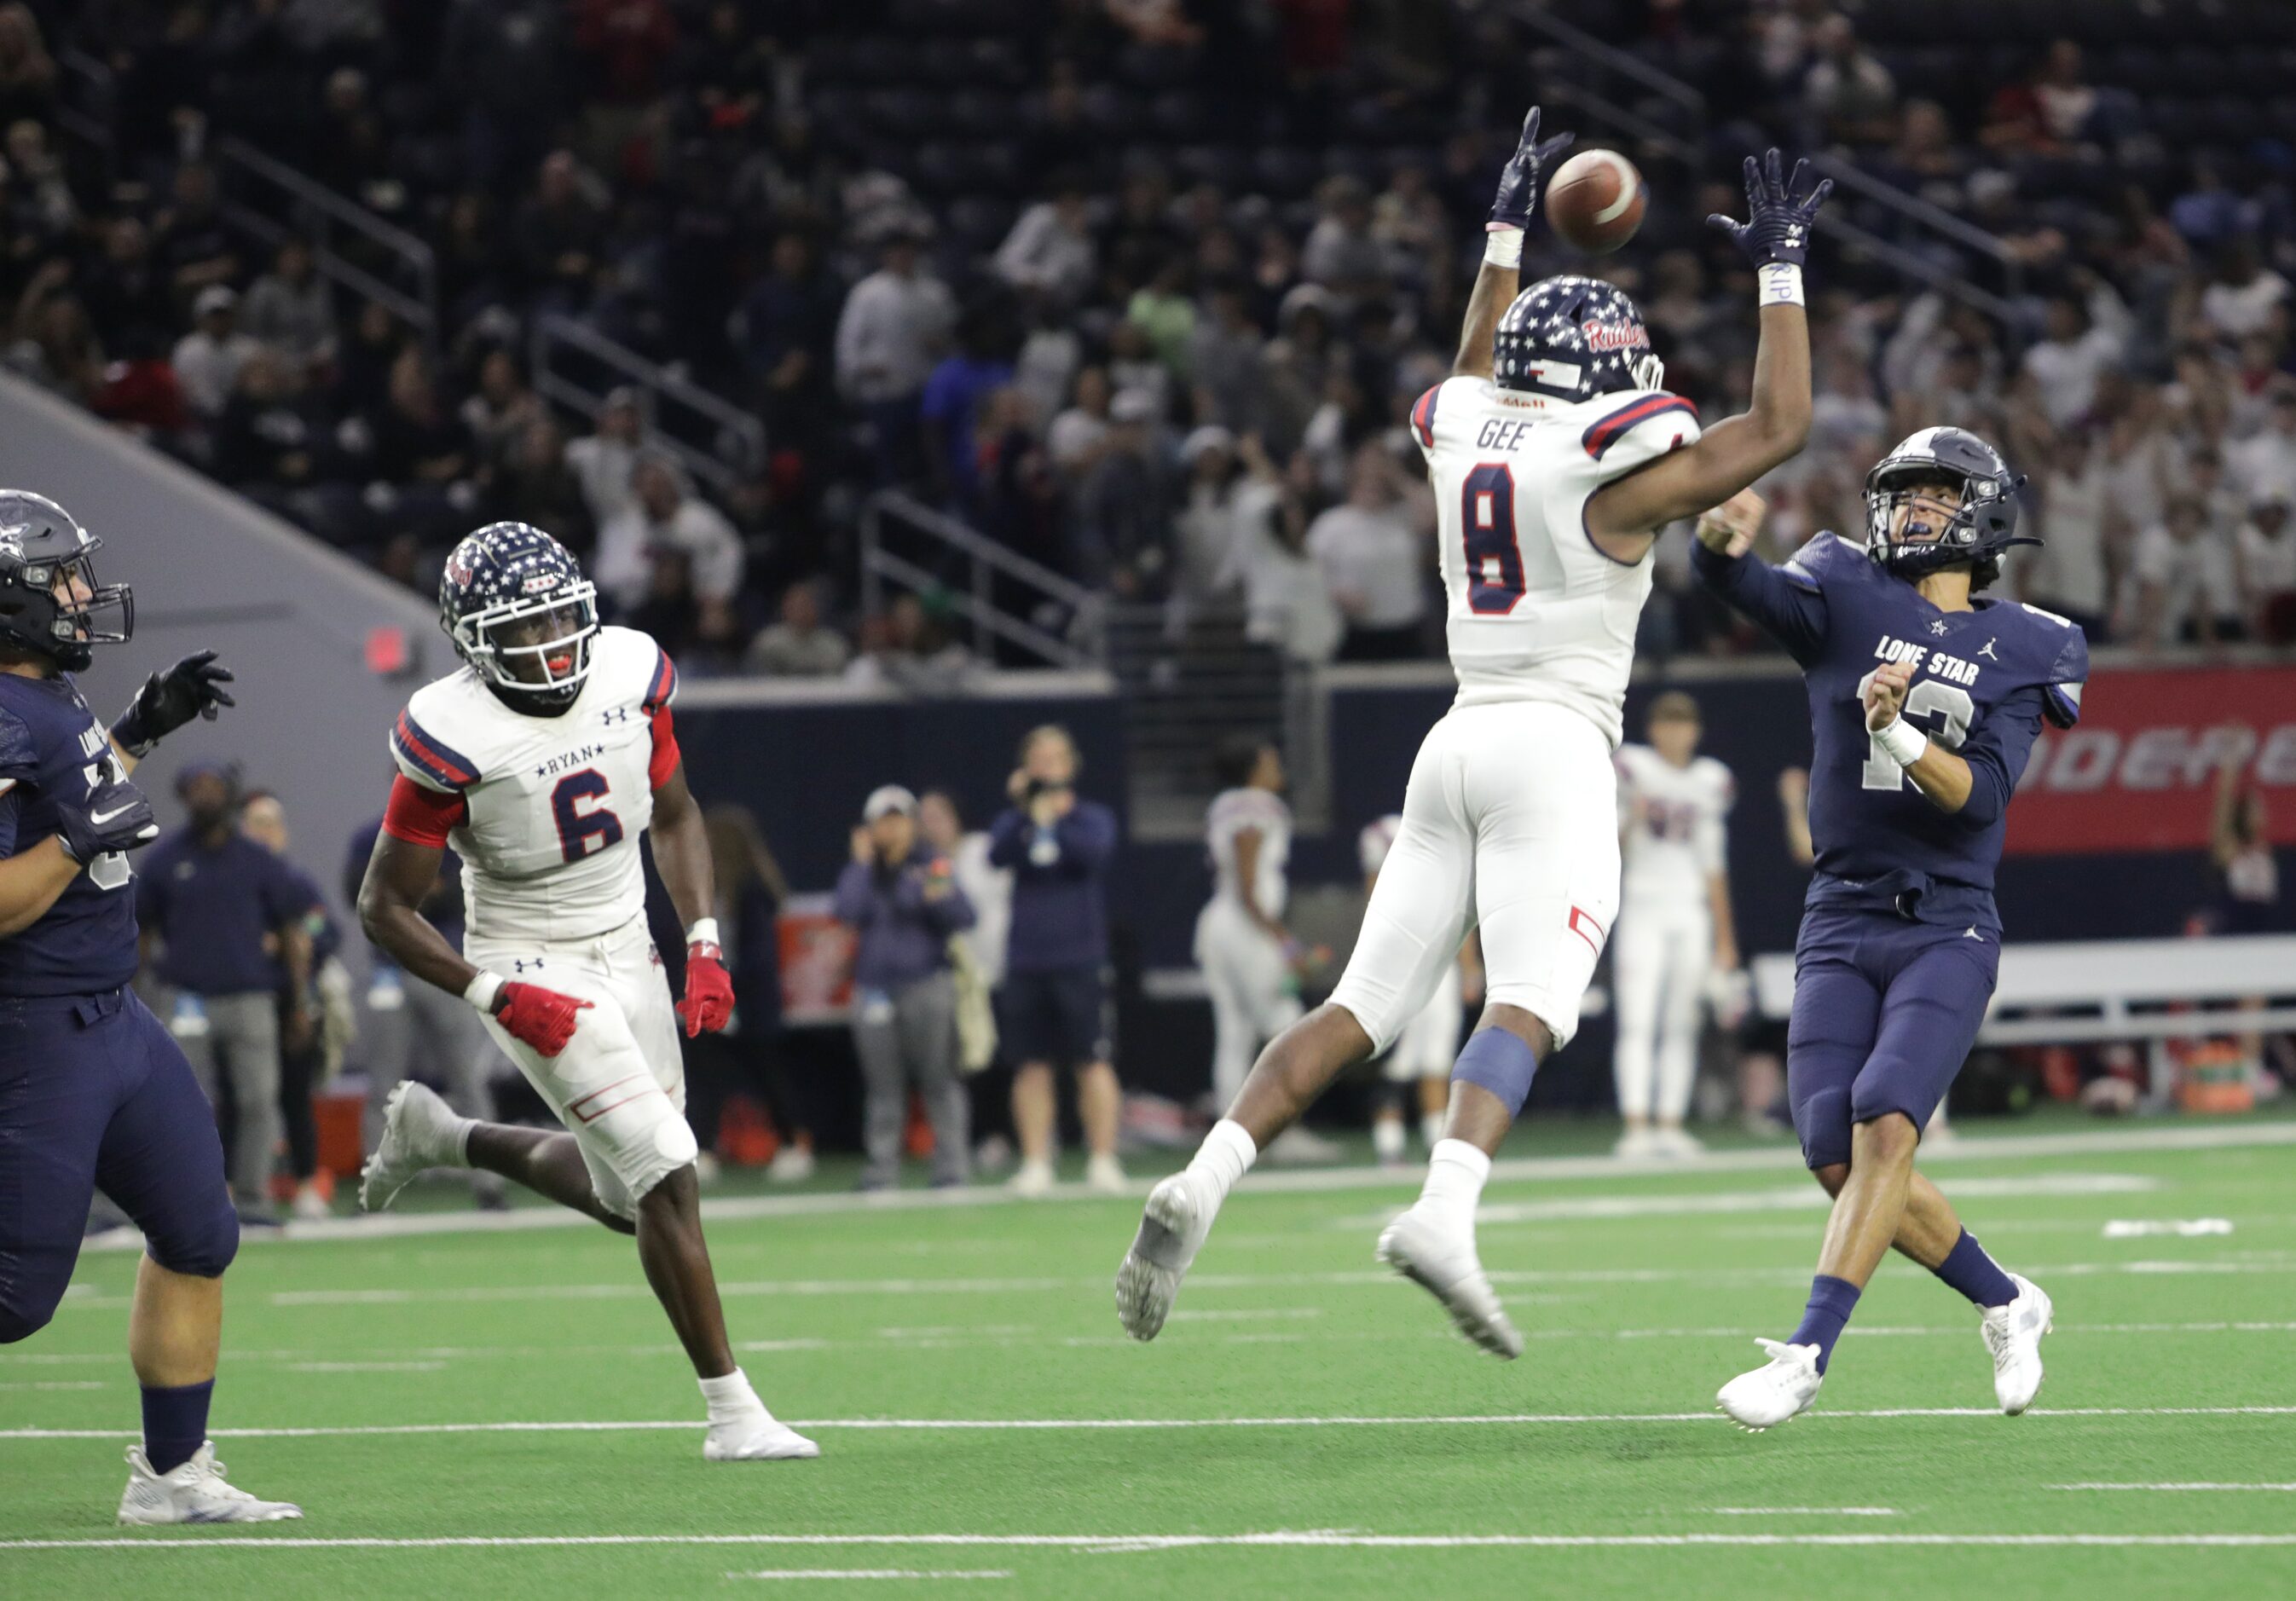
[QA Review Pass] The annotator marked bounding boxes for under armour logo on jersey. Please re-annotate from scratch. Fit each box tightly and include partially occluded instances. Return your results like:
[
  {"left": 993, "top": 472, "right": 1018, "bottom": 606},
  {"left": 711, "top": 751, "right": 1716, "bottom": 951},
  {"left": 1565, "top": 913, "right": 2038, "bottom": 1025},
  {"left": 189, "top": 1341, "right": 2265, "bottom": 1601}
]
[
  {"left": 601, "top": 707, "right": 630, "bottom": 726},
  {"left": 1929, "top": 619, "right": 1950, "bottom": 636},
  {"left": 1979, "top": 639, "right": 1998, "bottom": 660},
  {"left": 513, "top": 957, "right": 546, "bottom": 972}
]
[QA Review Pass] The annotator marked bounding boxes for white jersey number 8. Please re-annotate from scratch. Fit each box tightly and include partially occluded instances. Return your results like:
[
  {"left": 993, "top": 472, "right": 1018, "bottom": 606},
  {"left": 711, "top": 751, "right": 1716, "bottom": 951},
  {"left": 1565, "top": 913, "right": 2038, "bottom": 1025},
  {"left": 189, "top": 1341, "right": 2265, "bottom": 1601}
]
[{"left": 1856, "top": 672, "right": 1975, "bottom": 792}]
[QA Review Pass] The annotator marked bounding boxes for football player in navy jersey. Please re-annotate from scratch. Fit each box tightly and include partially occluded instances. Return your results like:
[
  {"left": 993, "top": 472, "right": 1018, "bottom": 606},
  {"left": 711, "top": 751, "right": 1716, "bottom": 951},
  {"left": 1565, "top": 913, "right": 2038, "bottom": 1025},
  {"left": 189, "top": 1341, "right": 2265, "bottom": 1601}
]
[
  {"left": 1692, "top": 429, "right": 2086, "bottom": 1430},
  {"left": 0, "top": 490, "right": 299, "bottom": 1522}
]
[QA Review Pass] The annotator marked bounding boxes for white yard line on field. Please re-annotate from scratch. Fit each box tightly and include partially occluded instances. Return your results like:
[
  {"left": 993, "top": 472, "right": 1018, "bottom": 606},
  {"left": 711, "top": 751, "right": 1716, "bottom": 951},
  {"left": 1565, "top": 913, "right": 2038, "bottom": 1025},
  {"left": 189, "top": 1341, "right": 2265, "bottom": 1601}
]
[
  {"left": 14, "top": 1318, "right": 2296, "bottom": 1372},
  {"left": 1705, "top": 1508, "right": 1900, "bottom": 1517},
  {"left": 67, "top": 1119, "right": 2296, "bottom": 1251},
  {"left": 1351, "top": 1173, "right": 2160, "bottom": 1231},
  {"left": 2049, "top": 1483, "right": 2296, "bottom": 1492},
  {"left": 9, "top": 1405, "right": 2296, "bottom": 1442},
  {"left": 9, "top": 1531, "right": 2296, "bottom": 1554},
  {"left": 52, "top": 1253, "right": 2296, "bottom": 1315},
  {"left": 728, "top": 1571, "right": 1013, "bottom": 1581}
]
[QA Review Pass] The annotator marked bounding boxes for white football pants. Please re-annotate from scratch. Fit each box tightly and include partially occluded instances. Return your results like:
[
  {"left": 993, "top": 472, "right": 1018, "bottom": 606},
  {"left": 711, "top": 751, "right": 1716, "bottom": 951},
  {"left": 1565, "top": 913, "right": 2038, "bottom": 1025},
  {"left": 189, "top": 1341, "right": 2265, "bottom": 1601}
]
[{"left": 1611, "top": 904, "right": 1711, "bottom": 1123}]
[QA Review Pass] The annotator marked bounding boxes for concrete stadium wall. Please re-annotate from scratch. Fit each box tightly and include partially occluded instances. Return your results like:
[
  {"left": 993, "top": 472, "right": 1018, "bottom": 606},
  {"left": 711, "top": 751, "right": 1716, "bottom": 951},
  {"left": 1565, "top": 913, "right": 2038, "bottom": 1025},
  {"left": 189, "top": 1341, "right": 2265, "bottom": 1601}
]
[{"left": 0, "top": 373, "right": 437, "bottom": 939}]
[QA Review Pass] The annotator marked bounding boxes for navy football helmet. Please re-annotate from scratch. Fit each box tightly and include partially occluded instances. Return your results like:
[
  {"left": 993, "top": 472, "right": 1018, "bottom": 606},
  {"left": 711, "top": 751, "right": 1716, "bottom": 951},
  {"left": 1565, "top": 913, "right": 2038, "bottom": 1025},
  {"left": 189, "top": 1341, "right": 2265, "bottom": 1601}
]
[
  {"left": 439, "top": 522, "right": 598, "bottom": 714},
  {"left": 0, "top": 489, "right": 133, "bottom": 672},
  {"left": 1863, "top": 427, "right": 2035, "bottom": 588},
  {"left": 1491, "top": 275, "right": 1664, "bottom": 403}
]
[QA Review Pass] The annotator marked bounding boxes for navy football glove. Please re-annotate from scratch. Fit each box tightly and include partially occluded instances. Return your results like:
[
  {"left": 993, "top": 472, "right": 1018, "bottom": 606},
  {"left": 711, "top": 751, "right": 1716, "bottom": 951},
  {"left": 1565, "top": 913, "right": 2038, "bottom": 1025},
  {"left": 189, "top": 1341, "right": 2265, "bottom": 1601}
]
[
  {"left": 112, "top": 650, "right": 236, "bottom": 757},
  {"left": 1488, "top": 106, "right": 1575, "bottom": 232},
  {"left": 55, "top": 775, "right": 158, "bottom": 864},
  {"left": 1707, "top": 148, "right": 1832, "bottom": 269}
]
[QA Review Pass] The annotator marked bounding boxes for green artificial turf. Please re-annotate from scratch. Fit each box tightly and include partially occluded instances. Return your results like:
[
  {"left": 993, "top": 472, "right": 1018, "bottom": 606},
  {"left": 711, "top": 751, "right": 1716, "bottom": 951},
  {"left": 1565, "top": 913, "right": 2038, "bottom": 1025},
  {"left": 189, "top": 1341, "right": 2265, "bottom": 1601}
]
[{"left": 6, "top": 1116, "right": 2295, "bottom": 1598}]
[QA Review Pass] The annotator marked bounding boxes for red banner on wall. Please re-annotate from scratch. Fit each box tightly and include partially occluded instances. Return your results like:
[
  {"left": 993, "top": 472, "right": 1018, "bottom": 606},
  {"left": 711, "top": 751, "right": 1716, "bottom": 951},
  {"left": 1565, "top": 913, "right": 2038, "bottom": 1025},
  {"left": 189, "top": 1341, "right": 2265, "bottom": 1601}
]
[{"left": 2005, "top": 662, "right": 2296, "bottom": 855}]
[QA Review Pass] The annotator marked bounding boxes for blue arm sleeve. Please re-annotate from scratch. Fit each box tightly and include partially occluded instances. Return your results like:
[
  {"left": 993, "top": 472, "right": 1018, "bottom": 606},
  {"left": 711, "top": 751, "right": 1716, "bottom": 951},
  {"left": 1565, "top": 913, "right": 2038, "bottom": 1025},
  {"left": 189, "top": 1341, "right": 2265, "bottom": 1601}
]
[
  {"left": 1691, "top": 540, "right": 1830, "bottom": 667},
  {"left": 985, "top": 809, "right": 1030, "bottom": 868},
  {"left": 831, "top": 862, "right": 875, "bottom": 926},
  {"left": 1953, "top": 685, "right": 2047, "bottom": 829}
]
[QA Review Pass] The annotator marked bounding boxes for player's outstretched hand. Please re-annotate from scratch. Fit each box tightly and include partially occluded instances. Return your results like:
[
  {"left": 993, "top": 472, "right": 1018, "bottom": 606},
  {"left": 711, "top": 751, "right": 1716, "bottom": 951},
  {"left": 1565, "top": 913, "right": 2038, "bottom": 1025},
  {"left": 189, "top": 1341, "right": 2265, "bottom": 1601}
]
[
  {"left": 113, "top": 650, "right": 237, "bottom": 756},
  {"left": 494, "top": 980, "right": 592, "bottom": 1057},
  {"left": 1695, "top": 488, "right": 1767, "bottom": 557},
  {"left": 1488, "top": 106, "right": 1575, "bottom": 232},
  {"left": 1863, "top": 659, "right": 1916, "bottom": 731},
  {"left": 678, "top": 939, "right": 735, "bottom": 1037},
  {"left": 55, "top": 774, "right": 159, "bottom": 862},
  {"left": 1707, "top": 148, "right": 1831, "bottom": 269}
]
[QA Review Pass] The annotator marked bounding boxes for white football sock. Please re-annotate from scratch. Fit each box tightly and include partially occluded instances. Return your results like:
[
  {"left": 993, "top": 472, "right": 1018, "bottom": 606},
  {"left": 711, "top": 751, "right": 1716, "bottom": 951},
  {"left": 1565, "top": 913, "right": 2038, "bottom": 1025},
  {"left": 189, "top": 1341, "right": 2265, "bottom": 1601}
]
[
  {"left": 1371, "top": 1117, "right": 1406, "bottom": 1161},
  {"left": 1417, "top": 1138, "right": 1492, "bottom": 1236},
  {"left": 698, "top": 1367, "right": 766, "bottom": 1425},
  {"left": 1186, "top": 1118, "right": 1258, "bottom": 1206}
]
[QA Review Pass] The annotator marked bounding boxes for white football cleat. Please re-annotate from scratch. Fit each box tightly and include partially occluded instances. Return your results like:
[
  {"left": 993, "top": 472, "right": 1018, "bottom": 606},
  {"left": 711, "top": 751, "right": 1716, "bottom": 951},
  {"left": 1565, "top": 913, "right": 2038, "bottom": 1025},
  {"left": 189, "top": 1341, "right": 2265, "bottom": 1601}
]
[
  {"left": 703, "top": 1411, "right": 820, "bottom": 1461},
  {"left": 1084, "top": 1153, "right": 1127, "bottom": 1194},
  {"left": 1114, "top": 1170, "right": 1216, "bottom": 1341},
  {"left": 1374, "top": 1205, "right": 1523, "bottom": 1360},
  {"left": 1717, "top": 1338, "right": 1824, "bottom": 1430},
  {"left": 1008, "top": 1159, "right": 1054, "bottom": 1198},
  {"left": 1981, "top": 1273, "right": 2053, "bottom": 1415},
  {"left": 118, "top": 1443, "right": 302, "bottom": 1524},
  {"left": 360, "top": 1081, "right": 469, "bottom": 1213},
  {"left": 766, "top": 1144, "right": 815, "bottom": 1184}
]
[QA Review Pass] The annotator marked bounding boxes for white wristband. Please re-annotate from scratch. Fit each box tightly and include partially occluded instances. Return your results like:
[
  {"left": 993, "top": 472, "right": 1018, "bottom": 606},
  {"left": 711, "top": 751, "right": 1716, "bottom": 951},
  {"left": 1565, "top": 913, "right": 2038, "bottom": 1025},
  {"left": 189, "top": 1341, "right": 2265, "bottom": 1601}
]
[
  {"left": 463, "top": 969, "right": 505, "bottom": 1014},
  {"left": 1757, "top": 263, "right": 1805, "bottom": 308},
  {"left": 685, "top": 917, "right": 720, "bottom": 948},
  {"left": 1483, "top": 224, "right": 1524, "bottom": 269},
  {"left": 1872, "top": 717, "right": 1929, "bottom": 766}
]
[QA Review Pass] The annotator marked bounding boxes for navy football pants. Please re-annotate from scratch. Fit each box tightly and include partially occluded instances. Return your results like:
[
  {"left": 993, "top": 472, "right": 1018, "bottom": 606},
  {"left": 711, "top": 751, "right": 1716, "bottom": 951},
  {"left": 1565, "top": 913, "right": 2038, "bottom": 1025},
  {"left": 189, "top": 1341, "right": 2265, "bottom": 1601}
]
[
  {"left": 0, "top": 989, "right": 239, "bottom": 1343},
  {"left": 1786, "top": 907, "right": 2000, "bottom": 1171}
]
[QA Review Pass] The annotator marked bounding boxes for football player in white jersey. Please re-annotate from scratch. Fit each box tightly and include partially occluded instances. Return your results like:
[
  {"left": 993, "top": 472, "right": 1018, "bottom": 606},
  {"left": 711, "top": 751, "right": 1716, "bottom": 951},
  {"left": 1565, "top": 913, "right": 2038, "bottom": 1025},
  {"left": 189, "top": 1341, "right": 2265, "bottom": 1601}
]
[
  {"left": 1611, "top": 691, "right": 1740, "bottom": 1159},
  {"left": 353, "top": 523, "right": 816, "bottom": 1463},
  {"left": 1361, "top": 813, "right": 1481, "bottom": 1165},
  {"left": 1193, "top": 737, "right": 1339, "bottom": 1161},
  {"left": 1119, "top": 116, "right": 1831, "bottom": 1356}
]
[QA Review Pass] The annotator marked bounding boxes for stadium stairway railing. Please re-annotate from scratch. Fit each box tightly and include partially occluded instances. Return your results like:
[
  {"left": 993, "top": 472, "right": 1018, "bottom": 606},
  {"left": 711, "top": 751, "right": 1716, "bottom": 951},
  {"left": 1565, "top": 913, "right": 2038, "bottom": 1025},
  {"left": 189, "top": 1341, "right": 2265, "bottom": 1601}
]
[
  {"left": 1509, "top": 3, "right": 2023, "bottom": 327},
  {"left": 529, "top": 314, "right": 766, "bottom": 497}
]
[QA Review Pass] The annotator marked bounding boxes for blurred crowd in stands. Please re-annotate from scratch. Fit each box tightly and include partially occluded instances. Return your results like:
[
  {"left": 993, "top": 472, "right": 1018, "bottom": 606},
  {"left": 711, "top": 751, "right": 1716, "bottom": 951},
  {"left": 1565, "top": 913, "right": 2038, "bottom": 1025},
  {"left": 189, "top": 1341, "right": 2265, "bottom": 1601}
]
[{"left": 4, "top": 0, "right": 2296, "bottom": 676}]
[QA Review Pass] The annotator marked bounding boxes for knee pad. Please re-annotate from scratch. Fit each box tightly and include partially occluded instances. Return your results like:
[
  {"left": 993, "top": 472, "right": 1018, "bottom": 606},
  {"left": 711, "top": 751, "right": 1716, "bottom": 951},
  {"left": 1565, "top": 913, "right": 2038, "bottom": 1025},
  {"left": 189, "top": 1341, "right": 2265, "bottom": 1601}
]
[
  {"left": 1794, "top": 1085, "right": 1853, "bottom": 1171},
  {"left": 147, "top": 1198, "right": 240, "bottom": 1280}
]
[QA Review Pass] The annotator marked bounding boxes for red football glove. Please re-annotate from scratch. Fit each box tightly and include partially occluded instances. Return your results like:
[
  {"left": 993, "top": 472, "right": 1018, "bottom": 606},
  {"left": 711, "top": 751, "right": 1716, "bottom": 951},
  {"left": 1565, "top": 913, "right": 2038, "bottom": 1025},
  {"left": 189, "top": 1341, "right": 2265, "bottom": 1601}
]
[
  {"left": 494, "top": 981, "right": 592, "bottom": 1057},
  {"left": 678, "top": 941, "right": 735, "bottom": 1037}
]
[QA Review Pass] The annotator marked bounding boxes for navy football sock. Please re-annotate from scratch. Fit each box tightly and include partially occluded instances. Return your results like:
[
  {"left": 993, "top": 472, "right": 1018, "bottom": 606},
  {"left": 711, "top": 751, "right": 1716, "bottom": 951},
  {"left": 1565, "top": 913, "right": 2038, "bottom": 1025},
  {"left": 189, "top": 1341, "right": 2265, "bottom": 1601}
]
[
  {"left": 1787, "top": 1274, "right": 1862, "bottom": 1374},
  {"left": 1932, "top": 1228, "right": 2018, "bottom": 1309},
  {"left": 141, "top": 1379, "right": 213, "bottom": 1476}
]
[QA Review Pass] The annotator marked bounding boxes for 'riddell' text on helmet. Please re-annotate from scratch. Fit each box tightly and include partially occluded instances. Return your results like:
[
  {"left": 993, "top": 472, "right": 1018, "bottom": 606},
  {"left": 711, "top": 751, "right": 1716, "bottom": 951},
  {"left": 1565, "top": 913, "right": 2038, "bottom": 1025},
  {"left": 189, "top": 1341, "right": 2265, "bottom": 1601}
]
[{"left": 1491, "top": 275, "right": 1665, "bottom": 404}]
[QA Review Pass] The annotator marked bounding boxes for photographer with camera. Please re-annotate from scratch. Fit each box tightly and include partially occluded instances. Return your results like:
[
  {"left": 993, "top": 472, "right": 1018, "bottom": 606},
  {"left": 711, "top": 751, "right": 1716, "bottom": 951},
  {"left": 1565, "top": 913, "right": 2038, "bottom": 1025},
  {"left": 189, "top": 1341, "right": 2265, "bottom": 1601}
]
[
  {"left": 834, "top": 785, "right": 977, "bottom": 1190},
  {"left": 990, "top": 726, "right": 1124, "bottom": 1196}
]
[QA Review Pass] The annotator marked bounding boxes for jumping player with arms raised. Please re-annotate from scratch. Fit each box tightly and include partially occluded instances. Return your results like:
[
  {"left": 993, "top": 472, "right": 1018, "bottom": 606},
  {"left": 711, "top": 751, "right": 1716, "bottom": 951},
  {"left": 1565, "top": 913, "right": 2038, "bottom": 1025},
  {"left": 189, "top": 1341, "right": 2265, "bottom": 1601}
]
[
  {"left": 356, "top": 522, "right": 815, "bottom": 1462},
  {"left": 1118, "top": 118, "right": 1832, "bottom": 1355},
  {"left": 1692, "top": 429, "right": 2082, "bottom": 1429}
]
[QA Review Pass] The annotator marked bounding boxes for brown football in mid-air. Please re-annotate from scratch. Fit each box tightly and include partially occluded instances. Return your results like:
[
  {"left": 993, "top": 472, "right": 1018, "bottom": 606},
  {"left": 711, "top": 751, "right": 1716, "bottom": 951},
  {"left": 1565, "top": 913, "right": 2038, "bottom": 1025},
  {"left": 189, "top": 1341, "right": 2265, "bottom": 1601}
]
[{"left": 1544, "top": 148, "right": 1646, "bottom": 255}]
